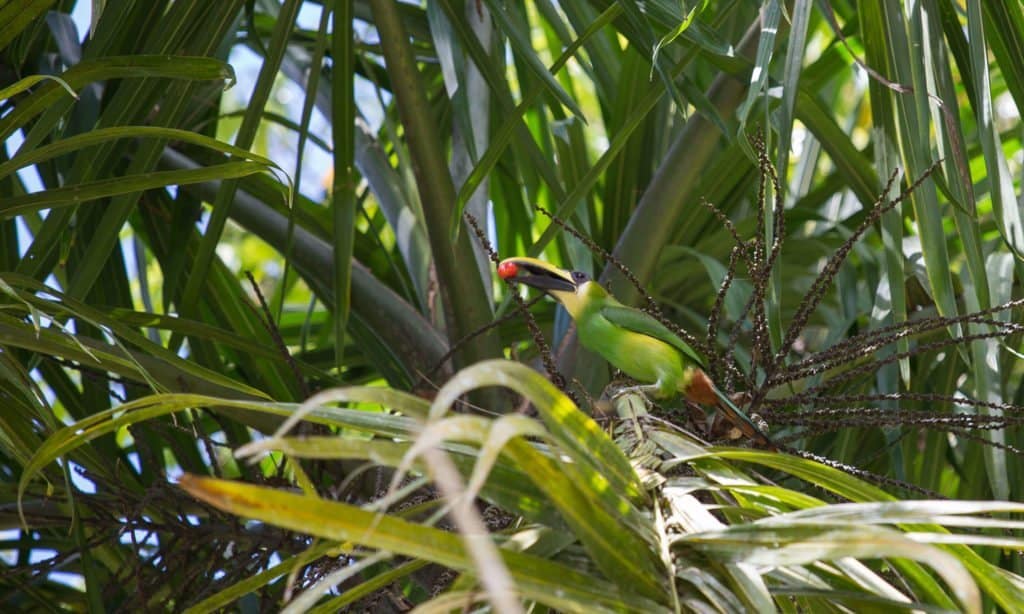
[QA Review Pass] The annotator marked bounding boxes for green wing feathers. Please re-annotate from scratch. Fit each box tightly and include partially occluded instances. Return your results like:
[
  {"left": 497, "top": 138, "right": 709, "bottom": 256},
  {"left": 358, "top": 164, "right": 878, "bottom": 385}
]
[{"left": 599, "top": 305, "right": 705, "bottom": 367}]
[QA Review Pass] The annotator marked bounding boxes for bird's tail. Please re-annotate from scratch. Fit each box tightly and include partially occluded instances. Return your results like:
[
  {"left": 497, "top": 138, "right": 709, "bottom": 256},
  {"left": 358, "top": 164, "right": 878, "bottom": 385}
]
[{"left": 691, "top": 369, "right": 776, "bottom": 450}]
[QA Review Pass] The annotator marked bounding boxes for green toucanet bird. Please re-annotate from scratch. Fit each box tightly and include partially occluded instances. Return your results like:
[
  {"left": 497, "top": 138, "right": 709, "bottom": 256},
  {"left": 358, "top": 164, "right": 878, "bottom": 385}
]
[{"left": 498, "top": 256, "right": 774, "bottom": 449}]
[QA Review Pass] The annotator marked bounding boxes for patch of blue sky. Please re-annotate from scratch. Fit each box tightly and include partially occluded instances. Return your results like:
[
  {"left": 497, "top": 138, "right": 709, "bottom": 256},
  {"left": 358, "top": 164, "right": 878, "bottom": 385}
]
[{"left": 68, "top": 460, "right": 97, "bottom": 494}]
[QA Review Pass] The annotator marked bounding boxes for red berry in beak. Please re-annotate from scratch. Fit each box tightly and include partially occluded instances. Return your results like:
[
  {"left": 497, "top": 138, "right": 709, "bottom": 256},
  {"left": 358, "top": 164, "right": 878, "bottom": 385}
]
[{"left": 497, "top": 261, "right": 518, "bottom": 279}]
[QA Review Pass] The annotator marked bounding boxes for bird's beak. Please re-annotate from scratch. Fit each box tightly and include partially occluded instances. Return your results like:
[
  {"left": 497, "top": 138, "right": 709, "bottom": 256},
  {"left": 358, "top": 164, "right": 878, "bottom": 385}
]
[{"left": 497, "top": 257, "right": 577, "bottom": 294}]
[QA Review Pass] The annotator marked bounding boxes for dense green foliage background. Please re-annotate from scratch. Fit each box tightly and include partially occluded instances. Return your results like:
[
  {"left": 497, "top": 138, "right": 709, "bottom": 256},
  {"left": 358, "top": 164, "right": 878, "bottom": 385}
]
[{"left": 2, "top": 0, "right": 1024, "bottom": 610}]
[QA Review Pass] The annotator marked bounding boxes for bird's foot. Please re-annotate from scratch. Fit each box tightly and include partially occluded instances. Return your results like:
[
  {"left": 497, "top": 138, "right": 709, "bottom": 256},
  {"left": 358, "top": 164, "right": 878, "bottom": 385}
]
[{"left": 609, "top": 384, "right": 661, "bottom": 401}]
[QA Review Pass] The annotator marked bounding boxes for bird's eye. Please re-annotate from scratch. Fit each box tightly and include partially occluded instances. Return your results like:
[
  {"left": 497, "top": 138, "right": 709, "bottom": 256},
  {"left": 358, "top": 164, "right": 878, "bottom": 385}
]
[{"left": 572, "top": 271, "right": 589, "bottom": 283}]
